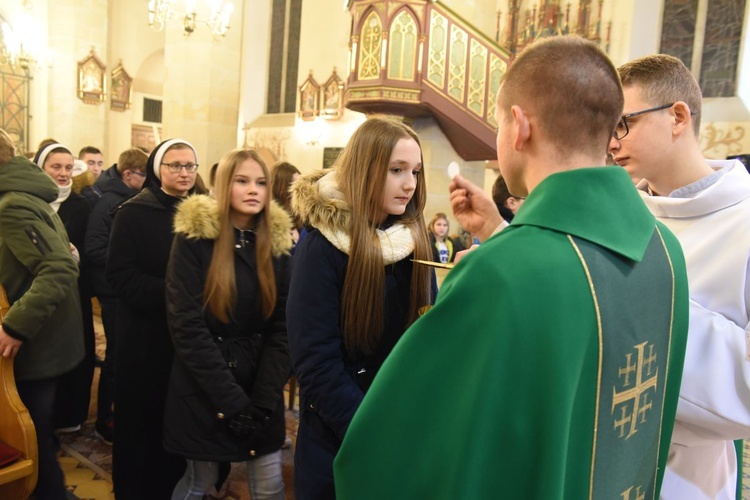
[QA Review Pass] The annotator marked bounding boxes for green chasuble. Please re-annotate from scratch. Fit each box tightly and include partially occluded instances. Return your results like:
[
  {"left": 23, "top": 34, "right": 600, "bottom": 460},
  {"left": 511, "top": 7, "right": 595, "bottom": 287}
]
[{"left": 334, "top": 166, "right": 689, "bottom": 500}]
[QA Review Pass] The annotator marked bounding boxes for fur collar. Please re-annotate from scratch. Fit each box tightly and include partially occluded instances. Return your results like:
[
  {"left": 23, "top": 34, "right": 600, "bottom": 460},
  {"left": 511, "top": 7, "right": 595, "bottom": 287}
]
[
  {"left": 173, "top": 194, "right": 293, "bottom": 257},
  {"left": 72, "top": 170, "right": 96, "bottom": 194},
  {"left": 291, "top": 169, "right": 415, "bottom": 264}
]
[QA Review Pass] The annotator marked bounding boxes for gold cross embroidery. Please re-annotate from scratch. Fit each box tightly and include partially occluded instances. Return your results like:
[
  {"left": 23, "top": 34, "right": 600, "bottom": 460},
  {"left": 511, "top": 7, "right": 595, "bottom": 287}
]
[
  {"left": 612, "top": 341, "right": 659, "bottom": 439},
  {"left": 621, "top": 485, "right": 645, "bottom": 500}
]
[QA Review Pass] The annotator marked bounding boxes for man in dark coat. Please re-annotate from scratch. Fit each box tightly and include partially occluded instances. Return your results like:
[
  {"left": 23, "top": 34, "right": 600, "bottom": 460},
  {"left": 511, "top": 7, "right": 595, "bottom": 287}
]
[
  {"left": 106, "top": 138, "right": 198, "bottom": 499},
  {"left": 84, "top": 147, "right": 148, "bottom": 444},
  {"left": 83, "top": 148, "right": 148, "bottom": 445},
  {"left": 0, "top": 128, "right": 85, "bottom": 499}
]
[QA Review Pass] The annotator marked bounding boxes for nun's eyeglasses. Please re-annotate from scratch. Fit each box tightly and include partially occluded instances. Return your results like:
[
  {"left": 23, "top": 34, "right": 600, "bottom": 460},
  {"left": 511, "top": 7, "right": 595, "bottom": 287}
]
[{"left": 162, "top": 162, "right": 199, "bottom": 173}]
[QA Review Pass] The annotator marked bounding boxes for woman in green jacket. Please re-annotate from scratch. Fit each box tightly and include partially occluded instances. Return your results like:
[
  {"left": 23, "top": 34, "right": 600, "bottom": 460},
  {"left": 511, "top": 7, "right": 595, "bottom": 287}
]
[{"left": 0, "top": 129, "right": 84, "bottom": 499}]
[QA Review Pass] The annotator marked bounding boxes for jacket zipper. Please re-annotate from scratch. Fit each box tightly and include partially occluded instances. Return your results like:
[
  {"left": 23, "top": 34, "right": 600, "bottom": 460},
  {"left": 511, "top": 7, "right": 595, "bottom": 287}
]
[{"left": 24, "top": 227, "right": 53, "bottom": 255}]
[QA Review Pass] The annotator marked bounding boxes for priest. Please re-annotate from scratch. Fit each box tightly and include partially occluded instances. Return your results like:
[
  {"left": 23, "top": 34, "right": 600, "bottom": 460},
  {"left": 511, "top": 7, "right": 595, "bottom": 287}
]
[{"left": 334, "top": 36, "right": 690, "bottom": 500}]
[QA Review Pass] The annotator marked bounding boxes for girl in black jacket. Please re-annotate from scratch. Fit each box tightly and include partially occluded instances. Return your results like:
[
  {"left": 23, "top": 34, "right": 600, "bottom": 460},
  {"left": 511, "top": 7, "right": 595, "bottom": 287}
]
[
  {"left": 287, "top": 116, "right": 436, "bottom": 499},
  {"left": 164, "top": 149, "right": 292, "bottom": 499}
]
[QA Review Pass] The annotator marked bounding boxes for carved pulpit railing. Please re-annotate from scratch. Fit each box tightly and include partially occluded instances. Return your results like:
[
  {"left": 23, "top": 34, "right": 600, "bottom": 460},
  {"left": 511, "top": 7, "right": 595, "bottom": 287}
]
[{"left": 344, "top": 0, "right": 511, "bottom": 161}]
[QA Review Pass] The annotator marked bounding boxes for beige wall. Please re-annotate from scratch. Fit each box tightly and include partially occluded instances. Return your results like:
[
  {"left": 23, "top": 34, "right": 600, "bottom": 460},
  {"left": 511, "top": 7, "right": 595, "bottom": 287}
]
[
  {"left": 105, "top": 0, "right": 165, "bottom": 163},
  {"left": 7, "top": 0, "right": 749, "bottom": 173},
  {"left": 45, "top": 0, "right": 108, "bottom": 156},
  {"left": 160, "top": 0, "right": 244, "bottom": 169}
]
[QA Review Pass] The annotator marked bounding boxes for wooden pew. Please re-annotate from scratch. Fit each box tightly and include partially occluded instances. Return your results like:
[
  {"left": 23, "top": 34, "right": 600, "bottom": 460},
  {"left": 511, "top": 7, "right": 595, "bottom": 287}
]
[{"left": 0, "top": 285, "right": 38, "bottom": 498}]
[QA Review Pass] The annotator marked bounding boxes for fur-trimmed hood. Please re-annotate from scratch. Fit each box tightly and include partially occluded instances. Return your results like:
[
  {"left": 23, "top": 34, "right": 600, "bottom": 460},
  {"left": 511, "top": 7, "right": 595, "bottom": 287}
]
[
  {"left": 173, "top": 194, "right": 293, "bottom": 257},
  {"left": 291, "top": 169, "right": 348, "bottom": 233},
  {"left": 291, "top": 169, "right": 415, "bottom": 264},
  {"left": 72, "top": 169, "right": 97, "bottom": 195}
]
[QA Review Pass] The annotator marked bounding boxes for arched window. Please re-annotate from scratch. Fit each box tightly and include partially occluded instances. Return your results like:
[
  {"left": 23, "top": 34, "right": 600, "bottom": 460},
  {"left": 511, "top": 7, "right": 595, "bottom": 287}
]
[
  {"left": 267, "top": 0, "right": 302, "bottom": 113},
  {"left": 388, "top": 10, "right": 418, "bottom": 81}
]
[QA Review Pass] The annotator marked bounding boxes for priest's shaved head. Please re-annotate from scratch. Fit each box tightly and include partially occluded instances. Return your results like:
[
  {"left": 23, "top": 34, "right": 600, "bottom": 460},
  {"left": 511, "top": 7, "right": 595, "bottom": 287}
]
[
  {"left": 499, "top": 36, "right": 622, "bottom": 156},
  {"left": 494, "top": 36, "right": 622, "bottom": 198}
]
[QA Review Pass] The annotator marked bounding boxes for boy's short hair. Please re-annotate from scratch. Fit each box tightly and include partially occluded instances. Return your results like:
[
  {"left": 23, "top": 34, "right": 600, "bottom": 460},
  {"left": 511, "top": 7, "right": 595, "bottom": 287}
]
[
  {"left": 618, "top": 54, "right": 703, "bottom": 137},
  {"left": 117, "top": 148, "right": 148, "bottom": 175},
  {"left": 79, "top": 146, "right": 103, "bottom": 158}
]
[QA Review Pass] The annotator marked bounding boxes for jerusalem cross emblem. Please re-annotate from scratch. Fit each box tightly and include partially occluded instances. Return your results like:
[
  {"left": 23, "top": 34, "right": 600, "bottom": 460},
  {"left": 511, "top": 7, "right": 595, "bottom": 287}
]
[{"left": 611, "top": 341, "right": 659, "bottom": 439}]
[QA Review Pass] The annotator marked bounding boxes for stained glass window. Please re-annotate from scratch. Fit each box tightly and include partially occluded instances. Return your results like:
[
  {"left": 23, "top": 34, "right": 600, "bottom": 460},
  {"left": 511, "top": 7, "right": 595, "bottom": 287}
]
[
  {"left": 267, "top": 0, "right": 302, "bottom": 114},
  {"left": 699, "top": 0, "right": 746, "bottom": 97},
  {"left": 388, "top": 10, "right": 418, "bottom": 81},
  {"left": 660, "top": 0, "right": 747, "bottom": 98},
  {"left": 660, "top": 0, "right": 698, "bottom": 67}
]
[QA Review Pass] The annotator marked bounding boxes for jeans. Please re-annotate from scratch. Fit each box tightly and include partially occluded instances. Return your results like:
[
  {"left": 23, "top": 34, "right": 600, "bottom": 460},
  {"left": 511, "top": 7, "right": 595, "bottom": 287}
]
[{"left": 171, "top": 450, "right": 284, "bottom": 500}]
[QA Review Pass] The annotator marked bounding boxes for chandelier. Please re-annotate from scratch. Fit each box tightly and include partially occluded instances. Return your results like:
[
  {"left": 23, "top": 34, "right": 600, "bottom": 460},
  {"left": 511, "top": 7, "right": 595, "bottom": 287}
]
[
  {"left": 0, "top": 19, "right": 40, "bottom": 71},
  {"left": 148, "top": 0, "right": 235, "bottom": 38}
]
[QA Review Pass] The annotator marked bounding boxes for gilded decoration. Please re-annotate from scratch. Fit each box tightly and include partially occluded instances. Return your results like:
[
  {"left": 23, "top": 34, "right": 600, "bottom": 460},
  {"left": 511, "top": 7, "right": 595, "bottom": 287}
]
[
  {"left": 486, "top": 54, "right": 507, "bottom": 127},
  {"left": 77, "top": 49, "right": 106, "bottom": 105},
  {"left": 346, "top": 0, "right": 514, "bottom": 160},
  {"left": 621, "top": 485, "right": 646, "bottom": 500},
  {"left": 298, "top": 71, "right": 320, "bottom": 121},
  {"left": 321, "top": 69, "right": 345, "bottom": 120},
  {"left": 428, "top": 10, "right": 447, "bottom": 88},
  {"left": 501, "top": 0, "right": 611, "bottom": 57},
  {"left": 381, "top": 88, "right": 420, "bottom": 101},
  {"left": 355, "top": 1, "right": 385, "bottom": 27},
  {"left": 388, "top": 9, "right": 418, "bottom": 81},
  {"left": 700, "top": 123, "right": 747, "bottom": 158},
  {"left": 386, "top": 0, "right": 426, "bottom": 23},
  {"left": 358, "top": 11, "right": 383, "bottom": 80},
  {"left": 467, "top": 39, "right": 487, "bottom": 117},
  {"left": 612, "top": 341, "right": 659, "bottom": 440},
  {"left": 448, "top": 25, "right": 467, "bottom": 102},
  {"left": 110, "top": 61, "right": 133, "bottom": 112},
  {"left": 347, "top": 87, "right": 420, "bottom": 102}
]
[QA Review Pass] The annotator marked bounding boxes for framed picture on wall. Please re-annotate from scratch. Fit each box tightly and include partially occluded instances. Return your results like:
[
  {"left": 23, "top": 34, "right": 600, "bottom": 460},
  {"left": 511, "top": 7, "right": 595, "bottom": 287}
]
[
  {"left": 323, "top": 147, "right": 343, "bottom": 168},
  {"left": 111, "top": 61, "right": 133, "bottom": 111},
  {"left": 321, "top": 68, "right": 344, "bottom": 120},
  {"left": 298, "top": 71, "right": 320, "bottom": 122},
  {"left": 78, "top": 49, "right": 106, "bottom": 105}
]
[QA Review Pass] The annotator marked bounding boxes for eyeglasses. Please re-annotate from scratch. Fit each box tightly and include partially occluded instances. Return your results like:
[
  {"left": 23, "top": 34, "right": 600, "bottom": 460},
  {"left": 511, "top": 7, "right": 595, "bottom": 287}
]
[
  {"left": 130, "top": 170, "right": 146, "bottom": 177},
  {"left": 613, "top": 103, "right": 675, "bottom": 140},
  {"left": 161, "top": 162, "right": 199, "bottom": 173}
]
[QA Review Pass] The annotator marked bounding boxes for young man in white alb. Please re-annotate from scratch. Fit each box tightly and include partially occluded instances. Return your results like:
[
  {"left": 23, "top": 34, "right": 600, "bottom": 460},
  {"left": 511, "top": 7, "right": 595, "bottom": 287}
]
[{"left": 609, "top": 54, "right": 750, "bottom": 500}]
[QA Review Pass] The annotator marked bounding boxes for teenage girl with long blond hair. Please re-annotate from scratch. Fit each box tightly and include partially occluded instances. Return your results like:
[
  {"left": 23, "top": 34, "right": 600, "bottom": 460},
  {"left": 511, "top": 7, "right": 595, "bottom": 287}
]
[
  {"left": 287, "top": 115, "right": 436, "bottom": 499},
  {"left": 163, "top": 149, "right": 293, "bottom": 499}
]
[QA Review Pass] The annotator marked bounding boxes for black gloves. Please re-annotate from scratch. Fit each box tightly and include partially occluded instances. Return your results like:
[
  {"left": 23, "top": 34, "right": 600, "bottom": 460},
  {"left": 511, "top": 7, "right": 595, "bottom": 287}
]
[{"left": 227, "top": 404, "right": 271, "bottom": 438}]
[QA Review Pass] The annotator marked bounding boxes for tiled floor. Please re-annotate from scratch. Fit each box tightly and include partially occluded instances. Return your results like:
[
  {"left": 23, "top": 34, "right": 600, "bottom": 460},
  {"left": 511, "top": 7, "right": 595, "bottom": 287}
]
[{"left": 60, "top": 406, "right": 300, "bottom": 500}]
